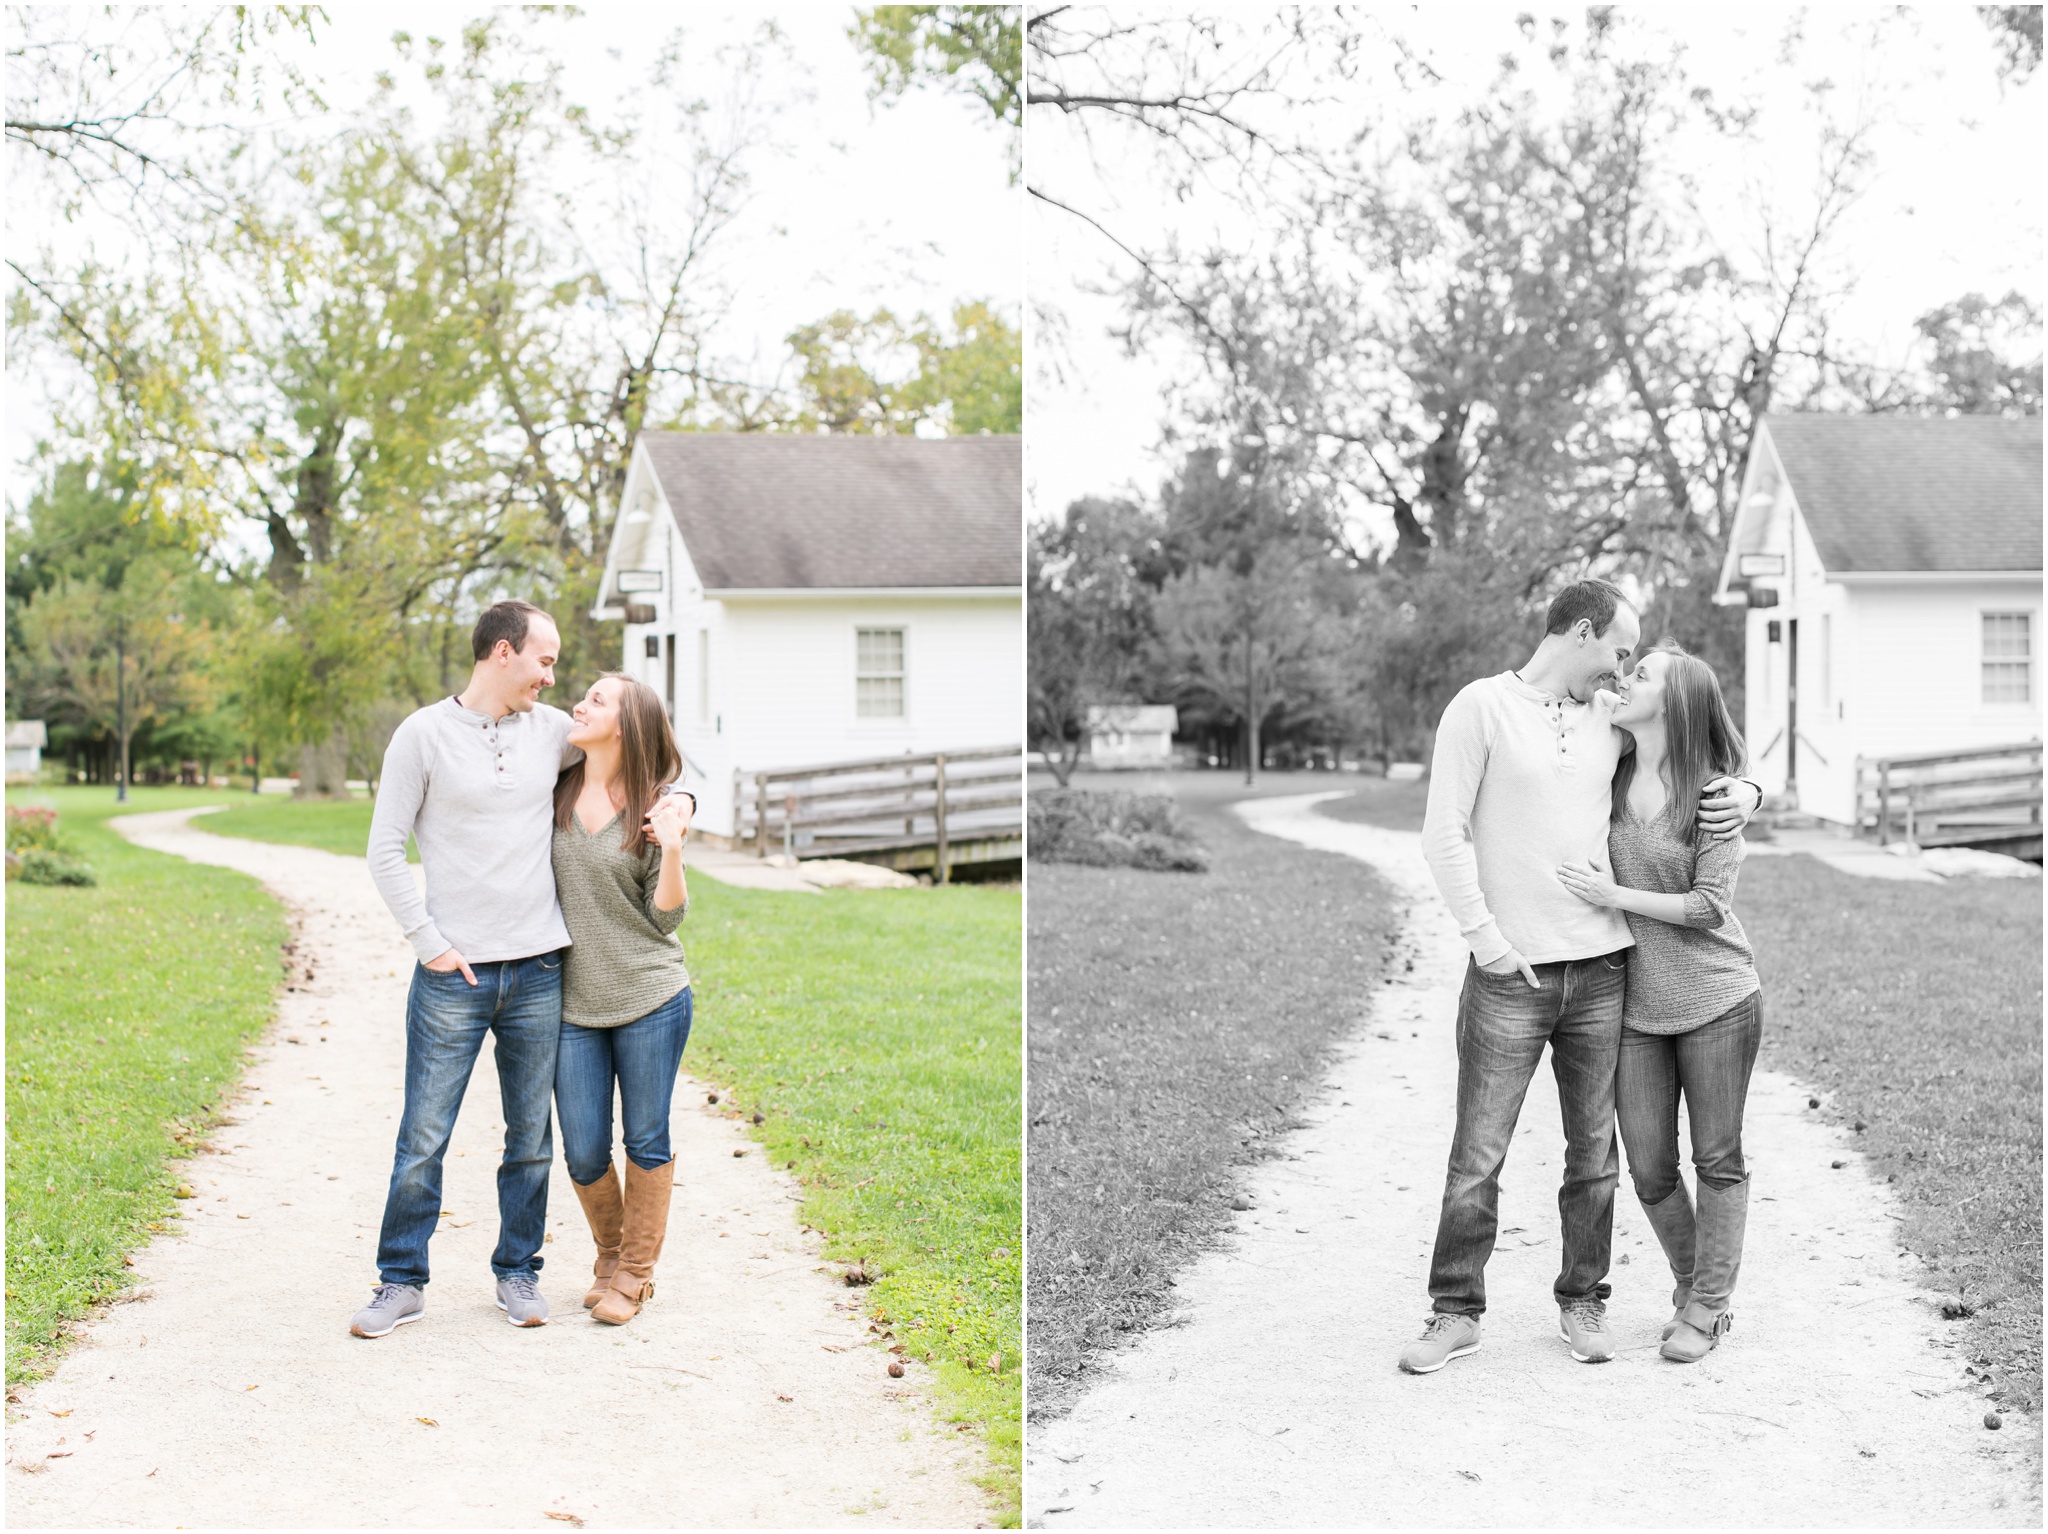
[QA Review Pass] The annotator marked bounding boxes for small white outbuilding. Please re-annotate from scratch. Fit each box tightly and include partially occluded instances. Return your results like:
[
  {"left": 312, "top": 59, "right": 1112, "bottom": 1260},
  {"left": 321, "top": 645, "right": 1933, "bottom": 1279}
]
[
  {"left": 6, "top": 720, "right": 47, "bottom": 783},
  {"left": 1085, "top": 704, "right": 1178, "bottom": 768},
  {"left": 1714, "top": 414, "right": 2042, "bottom": 835},
  {"left": 592, "top": 433, "right": 1022, "bottom": 844}
]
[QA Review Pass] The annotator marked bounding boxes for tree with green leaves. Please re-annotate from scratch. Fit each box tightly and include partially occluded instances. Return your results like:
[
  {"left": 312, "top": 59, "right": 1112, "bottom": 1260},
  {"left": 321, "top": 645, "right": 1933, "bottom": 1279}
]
[
  {"left": 785, "top": 300, "right": 1021, "bottom": 435},
  {"left": 851, "top": 5, "right": 1021, "bottom": 179}
]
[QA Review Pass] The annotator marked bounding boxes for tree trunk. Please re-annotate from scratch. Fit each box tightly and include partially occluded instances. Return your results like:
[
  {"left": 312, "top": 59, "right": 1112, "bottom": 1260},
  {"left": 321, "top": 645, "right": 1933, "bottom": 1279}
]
[
  {"left": 1043, "top": 738, "right": 1075, "bottom": 788},
  {"left": 295, "top": 727, "right": 352, "bottom": 800}
]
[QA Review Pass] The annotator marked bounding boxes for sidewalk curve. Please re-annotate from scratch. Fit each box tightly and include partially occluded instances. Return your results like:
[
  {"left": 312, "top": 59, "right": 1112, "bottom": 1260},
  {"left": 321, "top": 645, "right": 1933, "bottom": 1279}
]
[
  {"left": 6, "top": 808, "right": 991, "bottom": 1529},
  {"left": 1024, "top": 791, "right": 2037, "bottom": 1529}
]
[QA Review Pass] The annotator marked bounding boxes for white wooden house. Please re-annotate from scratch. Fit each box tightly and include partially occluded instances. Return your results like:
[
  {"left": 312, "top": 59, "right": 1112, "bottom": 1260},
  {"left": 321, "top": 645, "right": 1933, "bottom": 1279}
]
[
  {"left": 1713, "top": 414, "right": 2043, "bottom": 829},
  {"left": 592, "top": 433, "right": 1022, "bottom": 842},
  {"left": 5, "top": 720, "right": 46, "bottom": 782},
  {"left": 1085, "top": 704, "right": 1178, "bottom": 768}
]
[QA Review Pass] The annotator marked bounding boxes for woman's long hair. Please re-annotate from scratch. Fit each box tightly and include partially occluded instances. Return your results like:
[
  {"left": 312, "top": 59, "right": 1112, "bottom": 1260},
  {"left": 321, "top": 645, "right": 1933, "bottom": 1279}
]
[
  {"left": 1611, "top": 642, "right": 1747, "bottom": 843},
  {"left": 553, "top": 673, "right": 682, "bottom": 856}
]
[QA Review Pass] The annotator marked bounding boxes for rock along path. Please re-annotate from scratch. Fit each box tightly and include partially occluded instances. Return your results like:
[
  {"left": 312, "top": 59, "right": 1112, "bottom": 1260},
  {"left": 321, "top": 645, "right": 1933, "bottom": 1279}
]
[
  {"left": 1026, "top": 791, "right": 2037, "bottom": 1529},
  {"left": 7, "top": 808, "right": 992, "bottom": 1529}
]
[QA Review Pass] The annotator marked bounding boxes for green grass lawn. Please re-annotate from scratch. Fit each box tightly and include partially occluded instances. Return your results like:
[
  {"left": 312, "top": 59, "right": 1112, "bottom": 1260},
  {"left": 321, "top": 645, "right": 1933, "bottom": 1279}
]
[
  {"left": 1739, "top": 854, "right": 2042, "bottom": 1418},
  {"left": 6, "top": 786, "right": 286, "bottom": 1385},
  {"left": 1026, "top": 774, "right": 1400, "bottom": 1419},
  {"left": 684, "top": 878, "right": 1022, "bottom": 1521},
  {"left": 202, "top": 793, "right": 417, "bottom": 862}
]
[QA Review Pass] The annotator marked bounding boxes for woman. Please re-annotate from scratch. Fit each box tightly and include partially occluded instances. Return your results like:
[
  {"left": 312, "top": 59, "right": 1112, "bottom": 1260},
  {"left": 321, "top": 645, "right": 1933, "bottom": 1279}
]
[
  {"left": 552, "top": 672, "right": 695, "bottom": 1326},
  {"left": 1557, "top": 643, "right": 1762, "bottom": 1363}
]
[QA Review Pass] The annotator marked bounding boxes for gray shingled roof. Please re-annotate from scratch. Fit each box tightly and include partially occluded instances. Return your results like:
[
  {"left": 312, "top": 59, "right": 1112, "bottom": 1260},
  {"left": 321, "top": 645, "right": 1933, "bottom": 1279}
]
[
  {"left": 639, "top": 434, "right": 1020, "bottom": 591},
  {"left": 1766, "top": 414, "right": 2042, "bottom": 573}
]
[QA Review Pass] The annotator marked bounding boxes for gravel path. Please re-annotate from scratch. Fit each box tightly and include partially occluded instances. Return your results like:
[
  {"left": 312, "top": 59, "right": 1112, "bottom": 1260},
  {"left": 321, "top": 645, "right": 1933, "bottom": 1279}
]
[
  {"left": 1025, "top": 791, "right": 2038, "bottom": 1528},
  {"left": 7, "top": 808, "right": 992, "bottom": 1529}
]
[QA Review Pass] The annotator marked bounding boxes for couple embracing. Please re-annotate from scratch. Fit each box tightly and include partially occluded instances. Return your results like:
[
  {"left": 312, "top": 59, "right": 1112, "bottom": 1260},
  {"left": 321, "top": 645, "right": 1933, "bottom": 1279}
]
[
  {"left": 1402, "top": 579, "right": 1766, "bottom": 1373},
  {"left": 347, "top": 600, "right": 698, "bottom": 1338}
]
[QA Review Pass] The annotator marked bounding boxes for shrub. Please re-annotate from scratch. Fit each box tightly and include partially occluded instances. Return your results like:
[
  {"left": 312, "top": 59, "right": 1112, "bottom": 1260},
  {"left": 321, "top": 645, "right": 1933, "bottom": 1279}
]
[
  {"left": 6, "top": 805, "right": 61, "bottom": 854},
  {"left": 16, "top": 849, "right": 96, "bottom": 887},
  {"left": 1028, "top": 788, "right": 1210, "bottom": 873}
]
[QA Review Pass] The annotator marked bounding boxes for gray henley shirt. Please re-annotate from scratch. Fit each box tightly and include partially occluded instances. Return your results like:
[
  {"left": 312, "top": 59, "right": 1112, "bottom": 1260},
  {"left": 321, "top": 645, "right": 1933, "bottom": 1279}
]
[{"left": 367, "top": 697, "right": 580, "bottom": 965}]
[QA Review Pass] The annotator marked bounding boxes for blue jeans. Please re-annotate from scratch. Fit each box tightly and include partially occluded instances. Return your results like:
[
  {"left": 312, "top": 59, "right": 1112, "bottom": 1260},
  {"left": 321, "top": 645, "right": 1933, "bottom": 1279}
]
[
  {"left": 556, "top": 986, "right": 693, "bottom": 1187},
  {"left": 1427, "top": 952, "right": 1627, "bottom": 1316},
  {"left": 374, "top": 952, "right": 563, "bottom": 1288},
  {"left": 1616, "top": 990, "right": 1764, "bottom": 1201}
]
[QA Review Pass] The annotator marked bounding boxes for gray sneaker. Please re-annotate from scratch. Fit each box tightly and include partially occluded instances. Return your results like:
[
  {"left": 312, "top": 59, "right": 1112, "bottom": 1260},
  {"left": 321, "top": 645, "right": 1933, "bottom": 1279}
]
[
  {"left": 1399, "top": 1312, "right": 1481, "bottom": 1374},
  {"left": 350, "top": 1282, "right": 424, "bottom": 1338},
  {"left": 1559, "top": 1297, "right": 1614, "bottom": 1363},
  {"left": 496, "top": 1271, "right": 549, "bottom": 1327}
]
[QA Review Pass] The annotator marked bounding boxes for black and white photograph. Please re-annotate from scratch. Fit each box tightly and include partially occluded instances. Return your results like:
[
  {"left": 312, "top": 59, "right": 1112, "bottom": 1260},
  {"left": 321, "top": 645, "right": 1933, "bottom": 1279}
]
[{"left": 1025, "top": 5, "right": 2042, "bottom": 1527}]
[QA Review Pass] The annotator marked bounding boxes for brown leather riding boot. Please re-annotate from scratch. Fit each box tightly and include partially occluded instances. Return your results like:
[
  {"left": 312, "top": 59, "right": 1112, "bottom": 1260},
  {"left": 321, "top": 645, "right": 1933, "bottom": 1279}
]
[
  {"left": 570, "top": 1165, "right": 625, "bottom": 1308},
  {"left": 1637, "top": 1183, "right": 1697, "bottom": 1340},
  {"left": 591, "top": 1159, "right": 674, "bottom": 1326}
]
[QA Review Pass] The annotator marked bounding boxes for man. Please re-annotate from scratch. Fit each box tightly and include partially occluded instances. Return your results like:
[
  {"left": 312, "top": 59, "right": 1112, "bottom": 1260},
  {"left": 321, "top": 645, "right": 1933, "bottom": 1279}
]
[
  {"left": 1399, "top": 579, "right": 1759, "bottom": 1373},
  {"left": 349, "top": 600, "right": 579, "bottom": 1338}
]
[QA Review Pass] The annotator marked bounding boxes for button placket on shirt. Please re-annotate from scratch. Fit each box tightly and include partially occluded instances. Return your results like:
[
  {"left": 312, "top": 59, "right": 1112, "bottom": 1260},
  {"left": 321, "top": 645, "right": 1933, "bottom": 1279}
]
[{"left": 483, "top": 715, "right": 513, "bottom": 789}]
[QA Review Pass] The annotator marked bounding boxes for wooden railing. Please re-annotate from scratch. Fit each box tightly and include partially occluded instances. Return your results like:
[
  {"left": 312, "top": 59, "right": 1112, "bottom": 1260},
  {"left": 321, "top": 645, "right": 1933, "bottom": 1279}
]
[
  {"left": 1857, "top": 741, "right": 2042, "bottom": 849},
  {"left": 734, "top": 745, "right": 1023, "bottom": 883}
]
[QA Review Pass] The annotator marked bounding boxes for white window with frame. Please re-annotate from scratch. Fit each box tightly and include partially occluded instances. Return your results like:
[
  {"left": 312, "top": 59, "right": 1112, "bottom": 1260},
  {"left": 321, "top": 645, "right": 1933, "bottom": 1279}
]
[
  {"left": 855, "top": 626, "right": 906, "bottom": 719},
  {"left": 1982, "top": 612, "right": 2033, "bottom": 704}
]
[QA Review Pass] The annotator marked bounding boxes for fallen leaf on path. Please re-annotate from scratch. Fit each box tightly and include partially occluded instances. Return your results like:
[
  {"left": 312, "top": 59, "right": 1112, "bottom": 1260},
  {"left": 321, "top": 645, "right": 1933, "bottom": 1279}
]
[
  {"left": 416, "top": 1418, "right": 438, "bottom": 1427},
  {"left": 821, "top": 1345, "right": 845, "bottom": 1353},
  {"left": 18, "top": 1461, "right": 49, "bottom": 1475},
  {"left": 544, "top": 1515, "right": 585, "bottom": 1528},
  {"left": 776, "top": 1393, "right": 792, "bottom": 1402},
  {"left": 1457, "top": 1470, "right": 1480, "bottom": 1482},
  {"left": 47, "top": 1410, "right": 70, "bottom": 1418},
  {"left": 243, "top": 1385, "right": 258, "bottom": 1392},
  {"left": 45, "top": 1452, "right": 71, "bottom": 1460},
  {"left": 449, "top": 1220, "right": 474, "bottom": 1228}
]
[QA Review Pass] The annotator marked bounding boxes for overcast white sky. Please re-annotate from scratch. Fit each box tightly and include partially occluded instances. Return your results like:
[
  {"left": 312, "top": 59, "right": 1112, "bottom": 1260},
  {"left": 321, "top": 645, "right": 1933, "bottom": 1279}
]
[
  {"left": 5, "top": 4, "right": 1021, "bottom": 496},
  {"left": 1027, "top": 5, "right": 2045, "bottom": 539}
]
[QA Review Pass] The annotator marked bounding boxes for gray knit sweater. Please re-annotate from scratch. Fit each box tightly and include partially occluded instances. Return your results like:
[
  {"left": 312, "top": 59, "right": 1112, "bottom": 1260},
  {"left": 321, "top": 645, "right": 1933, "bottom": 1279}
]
[
  {"left": 552, "top": 810, "right": 690, "bottom": 1028},
  {"left": 1606, "top": 806, "right": 1760, "bottom": 1034}
]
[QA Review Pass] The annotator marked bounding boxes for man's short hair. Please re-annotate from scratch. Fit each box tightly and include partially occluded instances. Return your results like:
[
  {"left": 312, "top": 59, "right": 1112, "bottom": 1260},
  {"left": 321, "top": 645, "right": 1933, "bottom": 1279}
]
[
  {"left": 471, "top": 600, "right": 554, "bottom": 662},
  {"left": 1543, "top": 579, "right": 1632, "bottom": 638}
]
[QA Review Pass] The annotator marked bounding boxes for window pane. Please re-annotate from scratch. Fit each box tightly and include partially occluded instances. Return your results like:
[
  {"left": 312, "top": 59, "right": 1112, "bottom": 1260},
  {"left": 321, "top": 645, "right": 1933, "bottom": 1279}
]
[
  {"left": 857, "top": 628, "right": 904, "bottom": 676},
  {"left": 1983, "top": 613, "right": 2032, "bottom": 660},
  {"left": 857, "top": 676, "right": 905, "bottom": 717},
  {"left": 1983, "top": 662, "right": 2031, "bottom": 704}
]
